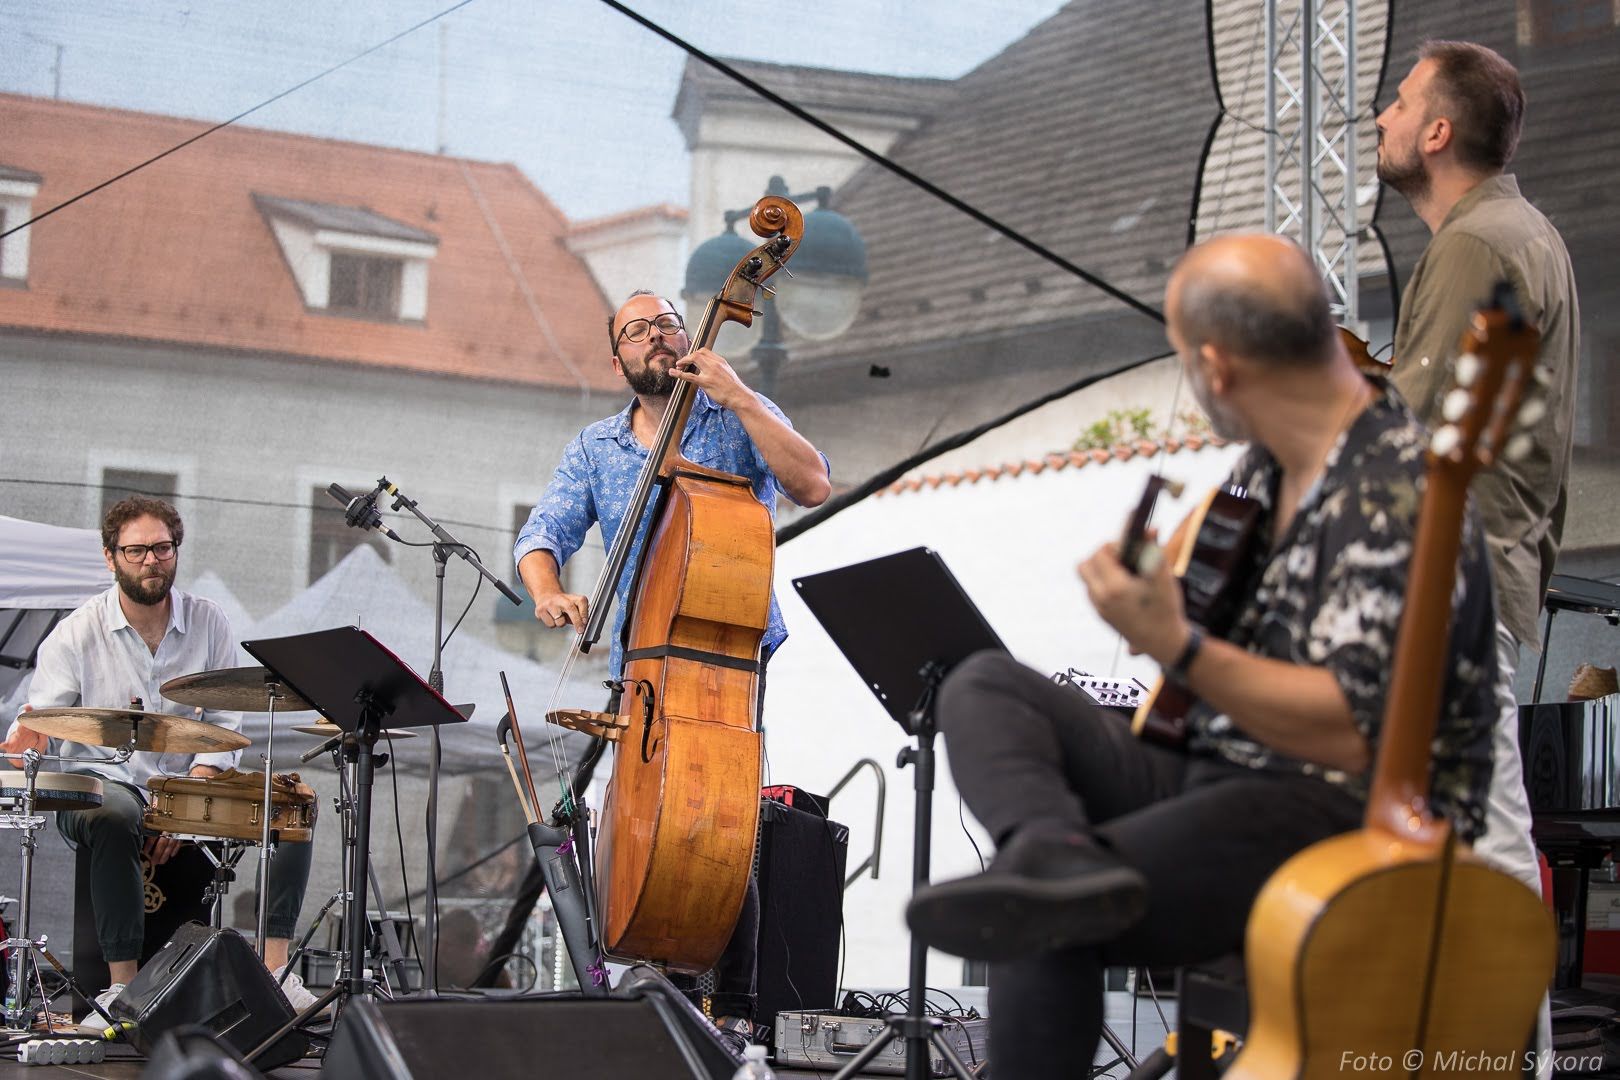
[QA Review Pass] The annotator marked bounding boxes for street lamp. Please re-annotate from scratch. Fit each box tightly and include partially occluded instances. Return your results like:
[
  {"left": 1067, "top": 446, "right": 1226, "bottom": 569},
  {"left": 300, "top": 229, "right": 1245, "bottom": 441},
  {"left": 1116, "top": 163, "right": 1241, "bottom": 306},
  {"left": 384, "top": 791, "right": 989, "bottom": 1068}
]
[{"left": 683, "top": 175, "right": 868, "bottom": 396}]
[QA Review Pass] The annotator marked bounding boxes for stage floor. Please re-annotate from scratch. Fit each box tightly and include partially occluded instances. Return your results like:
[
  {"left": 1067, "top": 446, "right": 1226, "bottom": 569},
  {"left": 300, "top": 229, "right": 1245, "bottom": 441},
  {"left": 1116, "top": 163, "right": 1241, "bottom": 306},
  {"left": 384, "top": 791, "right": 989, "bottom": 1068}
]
[{"left": 0, "top": 987, "right": 1175, "bottom": 1077}]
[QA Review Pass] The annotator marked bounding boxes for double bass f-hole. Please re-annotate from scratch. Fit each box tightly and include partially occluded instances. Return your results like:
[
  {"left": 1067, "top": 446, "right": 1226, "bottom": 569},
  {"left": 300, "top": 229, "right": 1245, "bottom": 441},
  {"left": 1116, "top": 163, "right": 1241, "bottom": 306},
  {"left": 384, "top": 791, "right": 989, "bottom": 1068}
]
[{"left": 630, "top": 680, "right": 658, "bottom": 763}]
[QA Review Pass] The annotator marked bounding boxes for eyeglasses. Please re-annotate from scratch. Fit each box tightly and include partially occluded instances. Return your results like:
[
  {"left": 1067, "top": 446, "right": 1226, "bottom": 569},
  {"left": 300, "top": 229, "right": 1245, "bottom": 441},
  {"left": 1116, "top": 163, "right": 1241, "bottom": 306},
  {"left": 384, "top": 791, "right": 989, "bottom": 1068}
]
[
  {"left": 615, "top": 313, "right": 685, "bottom": 346},
  {"left": 115, "top": 541, "right": 179, "bottom": 563}
]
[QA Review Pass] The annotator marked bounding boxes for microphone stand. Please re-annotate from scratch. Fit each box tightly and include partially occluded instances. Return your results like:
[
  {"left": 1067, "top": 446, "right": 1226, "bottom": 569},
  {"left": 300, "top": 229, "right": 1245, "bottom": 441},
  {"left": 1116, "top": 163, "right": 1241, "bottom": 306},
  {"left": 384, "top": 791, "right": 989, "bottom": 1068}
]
[{"left": 374, "top": 477, "right": 522, "bottom": 993}]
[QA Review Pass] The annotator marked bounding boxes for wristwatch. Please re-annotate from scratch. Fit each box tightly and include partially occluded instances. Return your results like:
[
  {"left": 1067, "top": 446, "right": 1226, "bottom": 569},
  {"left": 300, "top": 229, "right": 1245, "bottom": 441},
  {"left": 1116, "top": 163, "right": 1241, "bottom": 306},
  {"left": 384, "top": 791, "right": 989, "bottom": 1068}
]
[{"left": 1165, "top": 626, "right": 1204, "bottom": 685}]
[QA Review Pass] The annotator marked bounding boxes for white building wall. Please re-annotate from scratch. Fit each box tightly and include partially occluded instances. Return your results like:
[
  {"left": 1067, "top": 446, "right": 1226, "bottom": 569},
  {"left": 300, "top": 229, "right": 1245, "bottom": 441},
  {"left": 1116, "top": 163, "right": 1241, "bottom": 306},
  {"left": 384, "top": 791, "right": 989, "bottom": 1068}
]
[{"left": 766, "top": 438, "right": 1244, "bottom": 988}]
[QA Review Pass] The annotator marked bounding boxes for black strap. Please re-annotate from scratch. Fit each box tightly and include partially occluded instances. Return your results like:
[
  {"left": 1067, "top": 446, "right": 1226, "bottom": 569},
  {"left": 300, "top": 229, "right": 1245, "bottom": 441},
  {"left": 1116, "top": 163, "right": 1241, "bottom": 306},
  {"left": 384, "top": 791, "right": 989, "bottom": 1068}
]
[{"left": 622, "top": 645, "right": 760, "bottom": 674}]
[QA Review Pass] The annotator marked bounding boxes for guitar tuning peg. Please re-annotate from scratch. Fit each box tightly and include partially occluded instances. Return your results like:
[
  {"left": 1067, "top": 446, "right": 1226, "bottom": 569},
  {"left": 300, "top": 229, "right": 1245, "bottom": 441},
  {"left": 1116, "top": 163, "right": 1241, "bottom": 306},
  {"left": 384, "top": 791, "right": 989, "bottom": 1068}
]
[
  {"left": 1532, "top": 365, "right": 1552, "bottom": 389},
  {"left": 761, "top": 285, "right": 777, "bottom": 299},
  {"left": 1441, "top": 388, "right": 1472, "bottom": 423},
  {"left": 1504, "top": 432, "right": 1534, "bottom": 463},
  {"left": 1165, "top": 480, "right": 1186, "bottom": 498},
  {"left": 1517, "top": 398, "right": 1547, "bottom": 428},
  {"left": 1454, "top": 352, "right": 1482, "bottom": 387},
  {"left": 779, "top": 265, "right": 795, "bottom": 278},
  {"left": 1431, "top": 425, "right": 1462, "bottom": 457}
]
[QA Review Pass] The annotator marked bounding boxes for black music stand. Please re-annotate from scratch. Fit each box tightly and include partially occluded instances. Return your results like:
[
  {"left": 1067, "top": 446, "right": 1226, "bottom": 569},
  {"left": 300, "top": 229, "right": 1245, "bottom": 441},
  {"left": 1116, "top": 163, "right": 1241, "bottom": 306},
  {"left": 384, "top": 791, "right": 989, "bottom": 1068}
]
[
  {"left": 238, "top": 627, "right": 465, "bottom": 1063},
  {"left": 794, "top": 548, "right": 1002, "bottom": 1080}
]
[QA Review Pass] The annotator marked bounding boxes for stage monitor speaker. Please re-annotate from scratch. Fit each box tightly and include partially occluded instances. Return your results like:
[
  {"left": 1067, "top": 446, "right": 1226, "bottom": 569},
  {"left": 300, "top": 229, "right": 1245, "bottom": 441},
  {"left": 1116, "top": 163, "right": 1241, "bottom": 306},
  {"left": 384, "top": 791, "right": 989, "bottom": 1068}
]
[
  {"left": 73, "top": 841, "right": 213, "bottom": 1000},
  {"left": 111, "top": 922, "right": 307, "bottom": 1069},
  {"left": 756, "top": 794, "right": 849, "bottom": 1041},
  {"left": 143, "top": 1025, "right": 266, "bottom": 1080},
  {"left": 323, "top": 974, "right": 739, "bottom": 1080}
]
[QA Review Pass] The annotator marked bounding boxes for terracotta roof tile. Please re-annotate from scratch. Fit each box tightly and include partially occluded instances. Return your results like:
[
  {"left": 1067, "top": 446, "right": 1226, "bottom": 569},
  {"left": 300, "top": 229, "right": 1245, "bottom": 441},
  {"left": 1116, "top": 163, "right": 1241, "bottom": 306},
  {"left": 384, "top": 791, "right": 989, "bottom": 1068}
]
[
  {"left": 879, "top": 435, "right": 1238, "bottom": 497},
  {"left": 0, "top": 94, "right": 618, "bottom": 391}
]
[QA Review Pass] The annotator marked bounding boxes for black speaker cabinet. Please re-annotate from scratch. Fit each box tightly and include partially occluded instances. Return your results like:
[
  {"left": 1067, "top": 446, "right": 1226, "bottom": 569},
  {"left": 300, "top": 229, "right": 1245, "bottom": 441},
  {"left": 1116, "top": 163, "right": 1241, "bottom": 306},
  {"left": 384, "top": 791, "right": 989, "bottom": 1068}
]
[
  {"left": 323, "top": 972, "right": 739, "bottom": 1079},
  {"left": 756, "top": 795, "right": 849, "bottom": 1039},
  {"left": 111, "top": 923, "right": 307, "bottom": 1069},
  {"left": 72, "top": 841, "right": 212, "bottom": 999},
  {"left": 143, "top": 1025, "right": 267, "bottom": 1080}
]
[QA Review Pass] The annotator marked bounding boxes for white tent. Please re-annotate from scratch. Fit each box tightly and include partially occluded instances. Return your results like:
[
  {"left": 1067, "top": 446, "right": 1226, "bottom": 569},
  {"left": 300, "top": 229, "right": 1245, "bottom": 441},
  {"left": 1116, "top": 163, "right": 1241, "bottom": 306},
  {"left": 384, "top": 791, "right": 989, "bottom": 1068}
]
[
  {"left": 241, "top": 544, "right": 599, "bottom": 775},
  {"left": 0, "top": 515, "right": 112, "bottom": 704}
]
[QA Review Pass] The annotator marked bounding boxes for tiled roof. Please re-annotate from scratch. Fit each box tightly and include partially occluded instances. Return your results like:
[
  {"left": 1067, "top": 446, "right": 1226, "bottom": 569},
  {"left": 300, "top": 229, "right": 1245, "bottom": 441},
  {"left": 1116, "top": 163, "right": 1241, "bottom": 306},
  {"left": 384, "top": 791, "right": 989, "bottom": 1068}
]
[
  {"left": 787, "top": 1, "right": 1214, "bottom": 369},
  {"left": 879, "top": 434, "right": 1235, "bottom": 497},
  {"left": 251, "top": 194, "right": 439, "bottom": 245},
  {"left": 569, "top": 202, "right": 688, "bottom": 238},
  {"left": 0, "top": 93, "right": 620, "bottom": 391}
]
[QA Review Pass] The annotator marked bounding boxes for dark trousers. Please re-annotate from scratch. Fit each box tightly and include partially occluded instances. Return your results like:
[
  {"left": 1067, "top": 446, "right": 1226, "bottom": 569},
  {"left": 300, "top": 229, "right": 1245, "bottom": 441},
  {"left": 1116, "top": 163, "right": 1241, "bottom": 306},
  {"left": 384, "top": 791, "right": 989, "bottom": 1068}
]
[
  {"left": 57, "top": 779, "right": 311, "bottom": 964},
  {"left": 938, "top": 651, "right": 1364, "bottom": 1079}
]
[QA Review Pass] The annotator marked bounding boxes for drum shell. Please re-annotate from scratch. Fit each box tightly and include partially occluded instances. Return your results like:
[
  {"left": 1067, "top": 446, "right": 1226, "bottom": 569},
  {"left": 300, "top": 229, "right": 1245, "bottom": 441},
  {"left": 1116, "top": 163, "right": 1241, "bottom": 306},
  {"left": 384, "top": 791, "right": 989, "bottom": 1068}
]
[{"left": 144, "top": 771, "right": 317, "bottom": 843}]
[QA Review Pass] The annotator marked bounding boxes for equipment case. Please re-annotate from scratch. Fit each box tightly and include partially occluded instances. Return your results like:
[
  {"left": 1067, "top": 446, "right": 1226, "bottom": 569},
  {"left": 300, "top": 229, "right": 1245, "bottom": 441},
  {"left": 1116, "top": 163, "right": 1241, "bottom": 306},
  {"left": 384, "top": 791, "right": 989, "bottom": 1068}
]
[{"left": 774, "top": 1009, "right": 990, "bottom": 1076}]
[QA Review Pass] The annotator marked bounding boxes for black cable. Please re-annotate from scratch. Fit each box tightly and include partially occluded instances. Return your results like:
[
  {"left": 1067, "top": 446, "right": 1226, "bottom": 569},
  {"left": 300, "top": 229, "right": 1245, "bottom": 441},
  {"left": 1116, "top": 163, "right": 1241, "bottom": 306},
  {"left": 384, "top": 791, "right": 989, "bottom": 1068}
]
[
  {"left": 439, "top": 557, "right": 485, "bottom": 652},
  {"left": 388, "top": 743, "right": 416, "bottom": 955},
  {"left": 596, "top": 0, "right": 1165, "bottom": 328},
  {"left": 470, "top": 951, "right": 539, "bottom": 991},
  {"left": 0, "top": 478, "right": 511, "bottom": 540},
  {"left": 0, "top": 1, "right": 477, "bottom": 242}
]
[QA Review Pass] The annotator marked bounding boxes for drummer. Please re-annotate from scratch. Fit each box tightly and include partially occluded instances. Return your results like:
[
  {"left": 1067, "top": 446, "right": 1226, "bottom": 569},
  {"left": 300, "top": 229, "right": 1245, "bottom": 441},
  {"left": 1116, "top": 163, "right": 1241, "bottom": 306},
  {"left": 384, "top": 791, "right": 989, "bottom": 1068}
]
[{"left": 0, "top": 496, "right": 318, "bottom": 1020}]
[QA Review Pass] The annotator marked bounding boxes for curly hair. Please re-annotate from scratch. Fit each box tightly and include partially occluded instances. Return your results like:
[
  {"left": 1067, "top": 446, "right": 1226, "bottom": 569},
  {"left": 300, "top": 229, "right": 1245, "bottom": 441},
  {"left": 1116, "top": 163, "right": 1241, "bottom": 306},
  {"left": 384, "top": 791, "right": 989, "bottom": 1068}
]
[{"left": 100, "top": 495, "right": 184, "bottom": 552}]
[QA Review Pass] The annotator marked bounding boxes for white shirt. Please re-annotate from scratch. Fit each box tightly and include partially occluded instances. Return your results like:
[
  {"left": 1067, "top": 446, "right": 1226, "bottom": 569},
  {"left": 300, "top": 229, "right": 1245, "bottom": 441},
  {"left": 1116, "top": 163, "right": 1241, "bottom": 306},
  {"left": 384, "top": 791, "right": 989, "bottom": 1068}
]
[{"left": 11, "top": 584, "right": 244, "bottom": 791}]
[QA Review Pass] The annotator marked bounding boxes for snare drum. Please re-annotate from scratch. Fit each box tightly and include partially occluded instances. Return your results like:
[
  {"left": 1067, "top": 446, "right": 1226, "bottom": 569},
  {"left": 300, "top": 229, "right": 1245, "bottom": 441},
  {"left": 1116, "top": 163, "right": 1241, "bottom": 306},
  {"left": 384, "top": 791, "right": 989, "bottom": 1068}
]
[
  {"left": 0, "top": 770, "right": 104, "bottom": 812},
  {"left": 144, "top": 769, "right": 317, "bottom": 843}
]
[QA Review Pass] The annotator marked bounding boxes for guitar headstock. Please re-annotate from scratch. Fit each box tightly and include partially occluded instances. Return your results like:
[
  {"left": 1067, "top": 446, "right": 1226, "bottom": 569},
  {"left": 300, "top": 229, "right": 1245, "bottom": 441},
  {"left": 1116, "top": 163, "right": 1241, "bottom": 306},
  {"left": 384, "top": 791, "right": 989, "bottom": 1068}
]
[
  {"left": 1427, "top": 282, "right": 1547, "bottom": 482},
  {"left": 1119, "top": 475, "right": 1185, "bottom": 575}
]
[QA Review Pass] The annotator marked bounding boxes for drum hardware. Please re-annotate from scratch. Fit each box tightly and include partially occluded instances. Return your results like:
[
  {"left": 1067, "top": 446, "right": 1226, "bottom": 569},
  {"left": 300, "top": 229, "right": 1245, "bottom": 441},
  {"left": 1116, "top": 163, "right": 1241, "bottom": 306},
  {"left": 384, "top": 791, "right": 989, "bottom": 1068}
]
[
  {"left": 162, "top": 667, "right": 302, "bottom": 962},
  {"left": 0, "top": 751, "right": 113, "bottom": 1035},
  {"left": 282, "top": 731, "right": 412, "bottom": 999}
]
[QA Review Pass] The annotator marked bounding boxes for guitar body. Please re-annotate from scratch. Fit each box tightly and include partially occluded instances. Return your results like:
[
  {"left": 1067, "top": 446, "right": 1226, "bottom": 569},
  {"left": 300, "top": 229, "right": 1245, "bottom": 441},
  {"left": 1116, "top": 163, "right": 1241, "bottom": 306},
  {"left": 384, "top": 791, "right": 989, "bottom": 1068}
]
[
  {"left": 1129, "top": 485, "right": 1263, "bottom": 747},
  {"left": 1231, "top": 290, "right": 1555, "bottom": 1078},
  {"left": 1231, "top": 827, "right": 1553, "bottom": 1078}
]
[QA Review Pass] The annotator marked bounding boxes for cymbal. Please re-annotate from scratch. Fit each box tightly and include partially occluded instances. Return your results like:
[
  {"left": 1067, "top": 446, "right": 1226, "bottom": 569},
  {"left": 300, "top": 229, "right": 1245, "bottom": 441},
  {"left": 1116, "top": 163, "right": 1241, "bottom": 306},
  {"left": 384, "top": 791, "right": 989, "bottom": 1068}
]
[
  {"left": 291, "top": 723, "right": 418, "bottom": 741},
  {"left": 21, "top": 708, "right": 252, "bottom": 755},
  {"left": 161, "top": 667, "right": 315, "bottom": 713}
]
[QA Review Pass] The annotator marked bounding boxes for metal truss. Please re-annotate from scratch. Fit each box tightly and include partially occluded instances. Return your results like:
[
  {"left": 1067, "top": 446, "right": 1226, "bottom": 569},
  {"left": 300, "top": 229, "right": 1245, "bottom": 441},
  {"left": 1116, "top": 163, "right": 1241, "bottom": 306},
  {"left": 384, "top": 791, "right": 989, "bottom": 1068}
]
[{"left": 1265, "top": 0, "right": 1361, "bottom": 322}]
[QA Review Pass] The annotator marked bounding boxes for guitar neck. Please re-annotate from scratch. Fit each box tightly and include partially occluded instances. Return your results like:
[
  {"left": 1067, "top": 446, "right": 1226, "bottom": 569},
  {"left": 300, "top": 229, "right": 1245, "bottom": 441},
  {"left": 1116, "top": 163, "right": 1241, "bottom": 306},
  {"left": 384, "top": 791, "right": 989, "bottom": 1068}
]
[{"left": 1365, "top": 476, "right": 1469, "bottom": 836}]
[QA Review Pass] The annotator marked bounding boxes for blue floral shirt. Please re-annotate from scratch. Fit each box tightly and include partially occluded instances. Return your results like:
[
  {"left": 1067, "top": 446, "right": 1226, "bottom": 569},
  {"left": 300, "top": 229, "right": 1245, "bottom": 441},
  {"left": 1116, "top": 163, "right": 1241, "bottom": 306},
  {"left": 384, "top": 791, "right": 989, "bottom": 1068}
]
[{"left": 515, "top": 389, "right": 827, "bottom": 677}]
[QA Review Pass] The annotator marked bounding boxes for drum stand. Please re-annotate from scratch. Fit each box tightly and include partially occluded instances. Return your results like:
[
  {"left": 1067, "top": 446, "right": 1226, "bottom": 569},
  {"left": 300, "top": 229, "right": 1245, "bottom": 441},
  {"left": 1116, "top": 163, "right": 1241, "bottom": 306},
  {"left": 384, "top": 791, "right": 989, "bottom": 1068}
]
[
  {"left": 282, "top": 734, "right": 411, "bottom": 996},
  {"left": 0, "top": 751, "right": 112, "bottom": 1035},
  {"left": 197, "top": 841, "right": 251, "bottom": 930},
  {"left": 253, "top": 678, "right": 292, "bottom": 960}
]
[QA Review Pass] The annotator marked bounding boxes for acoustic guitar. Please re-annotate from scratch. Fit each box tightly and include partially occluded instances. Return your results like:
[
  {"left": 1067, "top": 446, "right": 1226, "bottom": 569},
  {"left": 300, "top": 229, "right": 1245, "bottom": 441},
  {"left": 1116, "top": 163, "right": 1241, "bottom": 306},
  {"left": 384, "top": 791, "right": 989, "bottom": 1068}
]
[
  {"left": 1118, "top": 475, "right": 1263, "bottom": 747},
  {"left": 1228, "top": 285, "right": 1555, "bottom": 1078}
]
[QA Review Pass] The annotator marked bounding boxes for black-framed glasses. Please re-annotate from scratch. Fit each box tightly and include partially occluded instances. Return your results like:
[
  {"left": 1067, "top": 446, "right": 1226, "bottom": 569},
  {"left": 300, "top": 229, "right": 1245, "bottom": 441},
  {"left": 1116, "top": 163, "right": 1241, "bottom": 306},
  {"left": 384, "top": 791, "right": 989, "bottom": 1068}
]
[
  {"left": 615, "top": 312, "right": 685, "bottom": 346},
  {"left": 115, "top": 540, "right": 179, "bottom": 563}
]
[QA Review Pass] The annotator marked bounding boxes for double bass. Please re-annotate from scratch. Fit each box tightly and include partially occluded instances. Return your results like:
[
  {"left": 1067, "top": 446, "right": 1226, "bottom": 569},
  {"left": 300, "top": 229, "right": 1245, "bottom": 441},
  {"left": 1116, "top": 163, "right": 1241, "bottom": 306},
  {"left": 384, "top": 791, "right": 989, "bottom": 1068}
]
[
  {"left": 1229, "top": 287, "right": 1555, "bottom": 1077},
  {"left": 546, "top": 195, "right": 803, "bottom": 973}
]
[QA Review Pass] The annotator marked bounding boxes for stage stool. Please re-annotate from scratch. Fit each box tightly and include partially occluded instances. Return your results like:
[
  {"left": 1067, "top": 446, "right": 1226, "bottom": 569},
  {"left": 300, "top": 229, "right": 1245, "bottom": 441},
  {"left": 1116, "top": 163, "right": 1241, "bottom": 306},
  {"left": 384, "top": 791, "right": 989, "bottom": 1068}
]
[{"left": 1124, "top": 955, "right": 1247, "bottom": 1080}]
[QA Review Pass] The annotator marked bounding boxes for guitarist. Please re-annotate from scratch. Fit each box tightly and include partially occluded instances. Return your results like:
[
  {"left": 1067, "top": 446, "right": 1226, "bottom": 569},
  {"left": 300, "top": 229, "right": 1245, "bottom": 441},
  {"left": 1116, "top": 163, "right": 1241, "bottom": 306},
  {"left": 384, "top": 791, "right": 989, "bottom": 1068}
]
[{"left": 906, "top": 234, "right": 1500, "bottom": 1079}]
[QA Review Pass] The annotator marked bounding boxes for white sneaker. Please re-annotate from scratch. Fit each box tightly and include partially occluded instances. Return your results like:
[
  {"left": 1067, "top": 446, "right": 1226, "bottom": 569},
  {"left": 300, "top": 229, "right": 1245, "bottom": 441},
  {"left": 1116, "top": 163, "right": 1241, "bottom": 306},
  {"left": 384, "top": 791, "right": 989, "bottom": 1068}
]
[
  {"left": 271, "top": 965, "right": 321, "bottom": 1014},
  {"left": 76, "top": 982, "right": 126, "bottom": 1035}
]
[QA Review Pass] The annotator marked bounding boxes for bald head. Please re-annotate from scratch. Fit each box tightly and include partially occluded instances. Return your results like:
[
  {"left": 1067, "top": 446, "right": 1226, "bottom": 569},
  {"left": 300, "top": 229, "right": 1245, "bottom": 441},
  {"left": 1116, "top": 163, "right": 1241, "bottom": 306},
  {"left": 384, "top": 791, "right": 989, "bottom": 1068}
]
[{"left": 1167, "top": 234, "right": 1336, "bottom": 368}]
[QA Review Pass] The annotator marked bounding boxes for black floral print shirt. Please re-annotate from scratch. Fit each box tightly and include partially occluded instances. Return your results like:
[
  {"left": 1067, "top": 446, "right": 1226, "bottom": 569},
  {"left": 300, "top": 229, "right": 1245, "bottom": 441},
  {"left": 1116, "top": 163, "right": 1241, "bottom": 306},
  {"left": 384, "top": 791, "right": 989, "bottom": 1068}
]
[{"left": 1186, "top": 380, "right": 1497, "bottom": 840}]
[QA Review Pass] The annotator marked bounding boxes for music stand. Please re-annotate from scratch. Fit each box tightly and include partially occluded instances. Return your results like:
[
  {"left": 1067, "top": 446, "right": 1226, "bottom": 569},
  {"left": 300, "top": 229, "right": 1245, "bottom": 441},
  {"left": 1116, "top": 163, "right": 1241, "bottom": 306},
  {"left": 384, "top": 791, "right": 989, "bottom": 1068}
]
[
  {"left": 238, "top": 627, "right": 465, "bottom": 1063},
  {"left": 794, "top": 547, "right": 1002, "bottom": 1080}
]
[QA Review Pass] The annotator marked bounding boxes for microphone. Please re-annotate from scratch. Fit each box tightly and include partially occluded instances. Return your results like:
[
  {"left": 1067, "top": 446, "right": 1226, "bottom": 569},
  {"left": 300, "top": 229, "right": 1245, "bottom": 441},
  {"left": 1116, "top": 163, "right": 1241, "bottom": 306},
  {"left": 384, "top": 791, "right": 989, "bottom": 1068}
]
[
  {"left": 300, "top": 731, "right": 344, "bottom": 763},
  {"left": 326, "top": 482, "right": 403, "bottom": 543}
]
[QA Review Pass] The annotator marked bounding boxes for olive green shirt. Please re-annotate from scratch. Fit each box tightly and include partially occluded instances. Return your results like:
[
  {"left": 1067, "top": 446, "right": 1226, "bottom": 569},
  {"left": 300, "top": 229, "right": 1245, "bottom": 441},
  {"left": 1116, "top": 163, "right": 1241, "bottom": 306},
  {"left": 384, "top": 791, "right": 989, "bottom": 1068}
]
[{"left": 1392, "top": 174, "right": 1580, "bottom": 649}]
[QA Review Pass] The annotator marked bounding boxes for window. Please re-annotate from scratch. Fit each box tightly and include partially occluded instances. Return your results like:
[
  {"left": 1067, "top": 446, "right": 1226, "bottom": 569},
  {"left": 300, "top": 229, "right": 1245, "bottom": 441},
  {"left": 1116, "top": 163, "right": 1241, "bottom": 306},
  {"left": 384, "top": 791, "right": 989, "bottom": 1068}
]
[
  {"left": 329, "top": 253, "right": 402, "bottom": 317},
  {"left": 101, "top": 468, "right": 178, "bottom": 520},
  {"left": 309, "top": 484, "right": 390, "bottom": 584}
]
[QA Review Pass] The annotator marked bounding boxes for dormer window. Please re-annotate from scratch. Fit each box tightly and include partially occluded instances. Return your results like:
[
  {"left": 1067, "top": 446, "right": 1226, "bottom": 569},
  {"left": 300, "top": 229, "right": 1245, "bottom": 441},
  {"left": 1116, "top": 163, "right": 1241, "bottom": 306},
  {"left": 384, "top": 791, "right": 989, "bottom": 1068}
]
[
  {"left": 329, "top": 253, "right": 402, "bottom": 317},
  {"left": 0, "top": 164, "right": 43, "bottom": 286},
  {"left": 254, "top": 193, "right": 437, "bottom": 322}
]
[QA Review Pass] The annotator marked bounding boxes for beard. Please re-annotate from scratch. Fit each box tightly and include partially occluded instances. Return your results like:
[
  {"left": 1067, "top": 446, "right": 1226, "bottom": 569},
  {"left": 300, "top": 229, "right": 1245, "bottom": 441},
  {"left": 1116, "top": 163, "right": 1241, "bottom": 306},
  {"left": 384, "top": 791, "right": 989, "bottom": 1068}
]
[
  {"left": 622, "top": 347, "right": 678, "bottom": 397},
  {"left": 1376, "top": 136, "right": 1431, "bottom": 201},
  {"left": 1189, "top": 366, "right": 1252, "bottom": 442},
  {"left": 114, "top": 560, "right": 175, "bottom": 607}
]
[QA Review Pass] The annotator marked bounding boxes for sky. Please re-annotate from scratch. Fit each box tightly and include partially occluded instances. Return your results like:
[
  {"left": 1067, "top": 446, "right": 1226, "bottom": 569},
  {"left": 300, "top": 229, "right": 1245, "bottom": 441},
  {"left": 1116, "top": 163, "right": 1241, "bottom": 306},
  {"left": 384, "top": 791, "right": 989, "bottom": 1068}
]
[{"left": 0, "top": 0, "right": 1067, "bottom": 221}]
